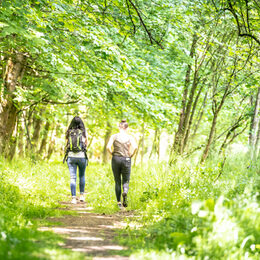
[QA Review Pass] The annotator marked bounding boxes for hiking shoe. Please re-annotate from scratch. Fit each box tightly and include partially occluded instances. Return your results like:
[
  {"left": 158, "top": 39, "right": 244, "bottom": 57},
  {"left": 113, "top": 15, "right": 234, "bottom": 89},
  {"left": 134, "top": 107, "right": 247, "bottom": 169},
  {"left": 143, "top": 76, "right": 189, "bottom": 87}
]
[
  {"left": 122, "top": 192, "right": 128, "bottom": 207},
  {"left": 71, "top": 197, "right": 77, "bottom": 204},
  {"left": 79, "top": 194, "right": 85, "bottom": 202},
  {"left": 117, "top": 202, "right": 122, "bottom": 209}
]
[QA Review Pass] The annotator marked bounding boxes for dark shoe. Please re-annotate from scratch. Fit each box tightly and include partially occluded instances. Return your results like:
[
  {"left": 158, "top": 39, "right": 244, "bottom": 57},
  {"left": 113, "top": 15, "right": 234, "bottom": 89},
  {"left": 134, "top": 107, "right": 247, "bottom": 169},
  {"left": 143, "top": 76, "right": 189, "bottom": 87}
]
[{"left": 122, "top": 192, "right": 128, "bottom": 207}]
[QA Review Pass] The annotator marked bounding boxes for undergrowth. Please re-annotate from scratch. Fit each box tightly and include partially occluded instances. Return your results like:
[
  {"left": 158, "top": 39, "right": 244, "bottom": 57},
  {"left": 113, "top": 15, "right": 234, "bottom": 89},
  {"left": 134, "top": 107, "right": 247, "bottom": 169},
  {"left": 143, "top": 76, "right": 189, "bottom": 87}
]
[
  {"left": 0, "top": 158, "right": 84, "bottom": 259},
  {"left": 0, "top": 153, "right": 259, "bottom": 259},
  {"left": 117, "top": 154, "right": 260, "bottom": 259},
  {"left": 73, "top": 153, "right": 260, "bottom": 259}
]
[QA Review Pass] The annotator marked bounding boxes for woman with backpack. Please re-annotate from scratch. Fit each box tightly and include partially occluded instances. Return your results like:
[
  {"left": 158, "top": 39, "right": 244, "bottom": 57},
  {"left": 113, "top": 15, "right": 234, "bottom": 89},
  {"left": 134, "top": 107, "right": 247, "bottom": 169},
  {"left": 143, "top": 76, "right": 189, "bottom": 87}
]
[
  {"left": 65, "top": 116, "right": 88, "bottom": 204},
  {"left": 107, "top": 119, "right": 138, "bottom": 208}
]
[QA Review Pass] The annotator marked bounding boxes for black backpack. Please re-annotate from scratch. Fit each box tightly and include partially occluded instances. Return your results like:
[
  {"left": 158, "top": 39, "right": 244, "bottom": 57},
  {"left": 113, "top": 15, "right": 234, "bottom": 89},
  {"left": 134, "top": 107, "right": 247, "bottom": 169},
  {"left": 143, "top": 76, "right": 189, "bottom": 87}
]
[{"left": 67, "top": 129, "right": 86, "bottom": 152}]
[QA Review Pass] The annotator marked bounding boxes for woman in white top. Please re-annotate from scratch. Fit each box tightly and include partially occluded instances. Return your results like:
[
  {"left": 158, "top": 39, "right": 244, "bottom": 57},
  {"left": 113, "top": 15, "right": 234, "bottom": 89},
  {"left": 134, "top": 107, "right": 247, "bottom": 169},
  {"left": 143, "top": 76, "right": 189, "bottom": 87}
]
[
  {"left": 66, "top": 116, "right": 88, "bottom": 204},
  {"left": 107, "top": 119, "right": 137, "bottom": 208}
]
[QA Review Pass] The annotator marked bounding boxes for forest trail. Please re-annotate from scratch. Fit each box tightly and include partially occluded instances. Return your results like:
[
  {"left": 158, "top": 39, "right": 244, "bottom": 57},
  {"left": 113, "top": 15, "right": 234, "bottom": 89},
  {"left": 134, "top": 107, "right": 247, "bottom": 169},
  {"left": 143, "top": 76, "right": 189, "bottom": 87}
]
[{"left": 39, "top": 201, "right": 133, "bottom": 260}]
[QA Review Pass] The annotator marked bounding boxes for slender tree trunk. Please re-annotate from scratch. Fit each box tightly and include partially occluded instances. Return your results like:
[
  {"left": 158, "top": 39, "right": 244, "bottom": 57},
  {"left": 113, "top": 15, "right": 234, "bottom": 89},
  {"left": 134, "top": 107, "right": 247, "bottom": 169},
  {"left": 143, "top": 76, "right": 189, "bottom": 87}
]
[
  {"left": 141, "top": 121, "right": 145, "bottom": 167},
  {"left": 47, "top": 139, "right": 55, "bottom": 160},
  {"left": 201, "top": 113, "right": 218, "bottom": 163},
  {"left": 7, "top": 119, "right": 19, "bottom": 160},
  {"left": 157, "top": 131, "right": 160, "bottom": 161},
  {"left": 25, "top": 109, "right": 34, "bottom": 151},
  {"left": 0, "top": 53, "right": 25, "bottom": 156},
  {"left": 23, "top": 111, "right": 33, "bottom": 154},
  {"left": 173, "top": 34, "right": 198, "bottom": 154},
  {"left": 218, "top": 114, "right": 246, "bottom": 155},
  {"left": 191, "top": 91, "right": 208, "bottom": 141},
  {"left": 201, "top": 91, "right": 229, "bottom": 163},
  {"left": 180, "top": 70, "right": 200, "bottom": 153},
  {"left": 87, "top": 135, "right": 93, "bottom": 149},
  {"left": 134, "top": 137, "right": 142, "bottom": 166},
  {"left": 102, "top": 121, "right": 112, "bottom": 164},
  {"left": 47, "top": 126, "right": 57, "bottom": 160},
  {"left": 18, "top": 117, "right": 25, "bottom": 157},
  {"left": 183, "top": 84, "right": 204, "bottom": 150},
  {"left": 218, "top": 126, "right": 237, "bottom": 155},
  {"left": 201, "top": 60, "right": 232, "bottom": 163},
  {"left": 39, "top": 121, "right": 50, "bottom": 155},
  {"left": 249, "top": 87, "right": 260, "bottom": 159},
  {"left": 31, "top": 112, "right": 43, "bottom": 152},
  {"left": 255, "top": 120, "right": 260, "bottom": 159},
  {"left": 149, "top": 129, "right": 160, "bottom": 159},
  {"left": 248, "top": 95, "right": 254, "bottom": 143}
]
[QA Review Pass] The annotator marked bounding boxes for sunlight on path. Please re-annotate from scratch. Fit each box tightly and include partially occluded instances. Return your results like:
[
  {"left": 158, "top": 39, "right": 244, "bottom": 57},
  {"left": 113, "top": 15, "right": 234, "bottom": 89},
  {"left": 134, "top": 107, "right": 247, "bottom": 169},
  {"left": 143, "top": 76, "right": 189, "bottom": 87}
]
[{"left": 39, "top": 202, "right": 132, "bottom": 259}]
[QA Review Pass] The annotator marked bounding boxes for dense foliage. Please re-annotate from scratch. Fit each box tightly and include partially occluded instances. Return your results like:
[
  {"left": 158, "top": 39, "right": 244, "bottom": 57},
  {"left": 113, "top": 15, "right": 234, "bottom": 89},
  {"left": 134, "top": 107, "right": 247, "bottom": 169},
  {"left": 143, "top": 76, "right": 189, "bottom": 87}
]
[{"left": 0, "top": 0, "right": 259, "bottom": 259}]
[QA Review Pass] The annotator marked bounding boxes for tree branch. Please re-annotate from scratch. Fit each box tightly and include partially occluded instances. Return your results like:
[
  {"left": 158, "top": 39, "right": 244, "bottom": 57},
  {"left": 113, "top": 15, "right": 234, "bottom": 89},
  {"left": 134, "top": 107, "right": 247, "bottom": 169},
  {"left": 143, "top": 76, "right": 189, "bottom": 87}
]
[
  {"left": 226, "top": 0, "right": 260, "bottom": 45},
  {"left": 126, "top": 0, "right": 136, "bottom": 34},
  {"left": 128, "top": 0, "right": 164, "bottom": 49},
  {"left": 41, "top": 98, "right": 80, "bottom": 105}
]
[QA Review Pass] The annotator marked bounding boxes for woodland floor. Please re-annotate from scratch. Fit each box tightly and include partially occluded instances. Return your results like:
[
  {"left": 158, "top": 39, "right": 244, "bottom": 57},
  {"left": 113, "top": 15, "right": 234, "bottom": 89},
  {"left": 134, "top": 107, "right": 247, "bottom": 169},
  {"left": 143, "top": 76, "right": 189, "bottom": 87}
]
[{"left": 39, "top": 200, "right": 134, "bottom": 260}]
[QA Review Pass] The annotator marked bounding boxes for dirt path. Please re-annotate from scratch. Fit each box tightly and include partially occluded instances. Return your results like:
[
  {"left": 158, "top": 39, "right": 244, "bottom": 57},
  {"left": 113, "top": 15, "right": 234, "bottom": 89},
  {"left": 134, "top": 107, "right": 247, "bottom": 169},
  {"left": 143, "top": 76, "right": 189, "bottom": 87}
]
[{"left": 39, "top": 201, "right": 134, "bottom": 260}]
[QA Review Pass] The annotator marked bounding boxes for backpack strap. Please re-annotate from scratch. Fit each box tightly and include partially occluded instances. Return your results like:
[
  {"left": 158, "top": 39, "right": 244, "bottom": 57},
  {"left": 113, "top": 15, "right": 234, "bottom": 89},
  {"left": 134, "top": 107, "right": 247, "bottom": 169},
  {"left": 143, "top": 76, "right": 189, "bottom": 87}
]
[
  {"left": 69, "top": 134, "right": 73, "bottom": 151},
  {"left": 77, "top": 130, "right": 82, "bottom": 150}
]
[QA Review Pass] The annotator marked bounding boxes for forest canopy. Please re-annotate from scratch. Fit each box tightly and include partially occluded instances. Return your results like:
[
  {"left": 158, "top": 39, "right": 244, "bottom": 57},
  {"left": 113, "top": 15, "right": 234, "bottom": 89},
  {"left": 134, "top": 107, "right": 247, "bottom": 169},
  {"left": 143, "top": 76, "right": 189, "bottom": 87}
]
[
  {"left": 0, "top": 0, "right": 259, "bottom": 162},
  {"left": 0, "top": 1, "right": 259, "bottom": 259}
]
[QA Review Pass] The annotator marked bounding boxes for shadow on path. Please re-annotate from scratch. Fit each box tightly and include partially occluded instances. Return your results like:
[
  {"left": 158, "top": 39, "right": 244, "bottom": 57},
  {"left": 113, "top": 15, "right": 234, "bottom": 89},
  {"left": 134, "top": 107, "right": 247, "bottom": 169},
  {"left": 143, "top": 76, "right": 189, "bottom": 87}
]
[{"left": 39, "top": 201, "right": 133, "bottom": 260}]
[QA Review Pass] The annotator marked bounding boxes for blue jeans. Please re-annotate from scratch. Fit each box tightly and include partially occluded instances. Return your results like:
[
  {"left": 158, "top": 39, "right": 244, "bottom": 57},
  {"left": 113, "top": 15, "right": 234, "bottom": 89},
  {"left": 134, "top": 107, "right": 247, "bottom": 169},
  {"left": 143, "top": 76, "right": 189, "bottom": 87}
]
[{"left": 67, "top": 157, "right": 87, "bottom": 196}]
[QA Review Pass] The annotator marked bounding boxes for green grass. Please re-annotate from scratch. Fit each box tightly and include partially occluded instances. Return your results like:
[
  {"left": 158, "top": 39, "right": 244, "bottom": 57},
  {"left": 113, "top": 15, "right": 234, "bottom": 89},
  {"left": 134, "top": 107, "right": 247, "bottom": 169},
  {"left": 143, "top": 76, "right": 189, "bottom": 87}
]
[
  {"left": 114, "top": 154, "right": 260, "bottom": 259},
  {"left": 0, "top": 154, "right": 259, "bottom": 259},
  {"left": 72, "top": 153, "right": 259, "bottom": 259},
  {"left": 0, "top": 158, "right": 84, "bottom": 259}
]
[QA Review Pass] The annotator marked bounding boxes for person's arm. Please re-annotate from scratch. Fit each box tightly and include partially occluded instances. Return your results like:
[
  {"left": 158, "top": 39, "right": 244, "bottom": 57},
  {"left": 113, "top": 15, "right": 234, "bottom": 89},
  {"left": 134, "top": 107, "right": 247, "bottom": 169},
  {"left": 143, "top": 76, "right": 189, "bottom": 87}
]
[
  {"left": 130, "top": 136, "right": 138, "bottom": 158},
  {"left": 106, "top": 134, "right": 115, "bottom": 155}
]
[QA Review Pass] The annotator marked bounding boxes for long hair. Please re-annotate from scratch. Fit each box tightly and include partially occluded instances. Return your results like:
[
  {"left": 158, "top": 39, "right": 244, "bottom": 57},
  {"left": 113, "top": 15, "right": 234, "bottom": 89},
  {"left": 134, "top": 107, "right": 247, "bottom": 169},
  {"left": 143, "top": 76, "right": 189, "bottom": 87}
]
[{"left": 66, "top": 116, "right": 86, "bottom": 138}]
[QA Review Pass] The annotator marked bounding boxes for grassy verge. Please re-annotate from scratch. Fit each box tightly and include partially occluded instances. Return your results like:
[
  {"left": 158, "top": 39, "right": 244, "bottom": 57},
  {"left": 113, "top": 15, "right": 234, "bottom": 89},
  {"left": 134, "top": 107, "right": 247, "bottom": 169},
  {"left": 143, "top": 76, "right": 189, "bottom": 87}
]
[
  {"left": 83, "top": 154, "right": 260, "bottom": 259},
  {"left": 0, "top": 158, "right": 84, "bottom": 259},
  {"left": 0, "top": 154, "right": 259, "bottom": 259},
  {"left": 115, "top": 155, "right": 260, "bottom": 259}
]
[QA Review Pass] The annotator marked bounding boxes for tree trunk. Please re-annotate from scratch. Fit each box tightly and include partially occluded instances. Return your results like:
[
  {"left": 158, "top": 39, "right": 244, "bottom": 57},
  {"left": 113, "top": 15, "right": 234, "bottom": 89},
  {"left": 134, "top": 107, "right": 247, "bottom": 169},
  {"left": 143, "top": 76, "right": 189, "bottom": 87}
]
[
  {"left": 134, "top": 137, "right": 142, "bottom": 166},
  {"left": 201, "top": 60, "right": 232, "bottom": 163},
  {"left": 0, "top": 53, "right": 25, "bottom": 156},
  {"left": 248, "top": 95, "right": 254, "bottom": 143},
  {"left": 191, "top": 91, "right": 208, "bottom": 141},
  {"left": 149, "top": 128, "right": 160, "bottom": 160},
  {"left": 47, "top": 126, "right": 57, "bottom": 160},
  {"left": 218, "top": 126, "right": 237, "bottom": 155},
  {"left": 255, "top": 120, "right": 260, "bottom": 159},
  {"left": 46, "top": 139, "right": 55, "bottom": 160},
  {"left": 23, "top": 111, "right": 33, "bottom": 155},
  {"left": 102, "top": 121, "right": 112, "bottom": 164},
  {"left": 7, "top": 119, "right": 19, "bottom": 160},
  {"left": 39, "top": 121, "right": 50, "bottom": 155},
  {"left": 31, "top": 112, "right": 43, "bottom": 152},
  {"left": 173, "top": 33, "right": 198, "bottom": 154},
  {"left": 141, "top": 121, "right": 145, "bottom": 167},
  {"left": 25, "top": 109, "right": 34, "bottom": 151},
  {"left": 18, "top": 117, "right": 25, "bottom": 158},
  {"left": 183, "top": 84, "right": 204, "bottom": 150},
  {"left": 157, "top": 131, "right": 160, "bottom": 161},
  {"left": 180, "top": 70, "right": 200, "bottom": 153},
  {"left": 201, "top": 113, "right": 218, "bottom": 163},
  {"left": 249, "top": 87, "right": 260, "bottom": 159}
]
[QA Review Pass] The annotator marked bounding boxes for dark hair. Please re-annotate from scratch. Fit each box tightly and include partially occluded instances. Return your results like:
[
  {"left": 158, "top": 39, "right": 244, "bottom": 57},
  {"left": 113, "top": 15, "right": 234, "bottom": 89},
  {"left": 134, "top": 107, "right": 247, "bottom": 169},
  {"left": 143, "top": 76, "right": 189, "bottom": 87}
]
[
  {"left": 119, "top": 119, "right": 128, "bottom": 129},
  {"left": 66, "top": 116, "right": 86, "bottom": 138}
]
